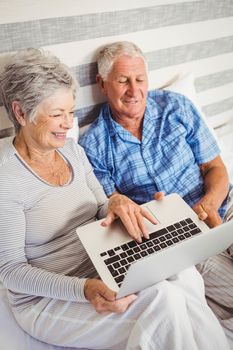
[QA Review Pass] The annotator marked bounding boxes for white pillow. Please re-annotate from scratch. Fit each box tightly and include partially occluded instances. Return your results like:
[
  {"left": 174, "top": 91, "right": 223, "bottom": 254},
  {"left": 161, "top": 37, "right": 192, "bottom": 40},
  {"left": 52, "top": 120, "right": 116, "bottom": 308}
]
[{"left": 67, "top": 116, "right": 79, "bottom": 142}]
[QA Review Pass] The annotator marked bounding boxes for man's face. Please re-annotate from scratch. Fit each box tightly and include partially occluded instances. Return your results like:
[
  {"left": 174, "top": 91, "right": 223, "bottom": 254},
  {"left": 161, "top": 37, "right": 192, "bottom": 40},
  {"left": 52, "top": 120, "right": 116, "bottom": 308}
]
[{"left": 99, "top": 55, "right": 148, "bottom": 121}]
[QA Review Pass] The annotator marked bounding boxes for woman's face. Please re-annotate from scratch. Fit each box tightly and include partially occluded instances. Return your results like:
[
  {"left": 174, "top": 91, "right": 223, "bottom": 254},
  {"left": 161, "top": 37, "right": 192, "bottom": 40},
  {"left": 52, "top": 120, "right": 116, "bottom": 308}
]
[{"left": 23, "top": 89, "right": 75, "bottom": 152}]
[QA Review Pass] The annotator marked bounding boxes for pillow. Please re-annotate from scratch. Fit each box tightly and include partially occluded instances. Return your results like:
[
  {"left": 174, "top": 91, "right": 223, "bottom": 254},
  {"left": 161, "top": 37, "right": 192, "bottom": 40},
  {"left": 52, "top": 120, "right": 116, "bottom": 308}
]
[
  {"left": 163, "top": 72, "right": 199, "bottom": 106},
  {"left": 67, "top": 116, "right": 79, "bottom": 142}
]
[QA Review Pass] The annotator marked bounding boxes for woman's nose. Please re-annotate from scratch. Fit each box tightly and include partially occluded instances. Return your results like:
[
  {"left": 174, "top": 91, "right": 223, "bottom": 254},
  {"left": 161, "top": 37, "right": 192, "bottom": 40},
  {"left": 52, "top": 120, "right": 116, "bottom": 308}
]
[{"left": 62, "top": 113, "right": 73, "bottom": 129}]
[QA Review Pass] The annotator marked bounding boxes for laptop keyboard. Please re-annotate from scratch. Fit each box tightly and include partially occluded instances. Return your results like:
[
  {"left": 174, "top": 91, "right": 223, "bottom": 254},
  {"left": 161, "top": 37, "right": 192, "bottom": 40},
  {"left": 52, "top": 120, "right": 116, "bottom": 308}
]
[{"left": 100, "top": 218, "right": 201, "bottom": 287}]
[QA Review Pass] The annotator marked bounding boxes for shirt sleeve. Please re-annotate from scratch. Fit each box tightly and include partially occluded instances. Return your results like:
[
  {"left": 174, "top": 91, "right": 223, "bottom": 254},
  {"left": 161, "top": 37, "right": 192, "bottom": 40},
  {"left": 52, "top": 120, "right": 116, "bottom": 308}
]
[
  {"left": 179, "top": 94, "right": 220, "bottom": 164},
  {"left": 0, "top": 184, "right": 89, "bottom": 302},
  {"left": 79, "top": 132, "right": 117, "bottom": 197},
  {"left": 0, "top": 142, "right": 108, "bottom": 303}
]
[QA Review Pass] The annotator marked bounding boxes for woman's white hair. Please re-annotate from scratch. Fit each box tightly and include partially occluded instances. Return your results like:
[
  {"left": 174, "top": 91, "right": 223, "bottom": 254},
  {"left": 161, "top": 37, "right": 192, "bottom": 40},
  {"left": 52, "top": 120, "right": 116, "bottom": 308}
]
[
  {"left": 97, "top": 41, "right": 148, "bottom": 81},
  {"left": 0, "top": 48, "right": 77, "bottom": 132}
]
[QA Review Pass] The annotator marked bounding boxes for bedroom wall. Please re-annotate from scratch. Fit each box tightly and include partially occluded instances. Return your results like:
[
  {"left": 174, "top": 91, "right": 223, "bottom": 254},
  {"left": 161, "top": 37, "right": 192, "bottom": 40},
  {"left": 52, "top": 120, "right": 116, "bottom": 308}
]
[{"left": 0, "top": 0, "right": 233, "bottom": 144}]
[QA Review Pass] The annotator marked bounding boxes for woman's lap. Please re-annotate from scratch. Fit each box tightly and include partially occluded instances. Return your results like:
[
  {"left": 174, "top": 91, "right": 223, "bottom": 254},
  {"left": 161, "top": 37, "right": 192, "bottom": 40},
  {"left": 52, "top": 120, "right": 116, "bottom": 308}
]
[{"left": 12, "top": 267, "right": 228, "bottom": 350}]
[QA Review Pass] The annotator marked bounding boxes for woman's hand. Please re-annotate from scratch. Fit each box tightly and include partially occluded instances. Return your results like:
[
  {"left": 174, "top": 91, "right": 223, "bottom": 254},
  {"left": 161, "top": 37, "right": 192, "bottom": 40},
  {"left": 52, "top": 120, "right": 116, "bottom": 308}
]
[
  {"left": 84, "top": 279, "right": 137, "bottom": 314},
  {"left": 101, "top": 193, "right": 157, "bottom": 243}
]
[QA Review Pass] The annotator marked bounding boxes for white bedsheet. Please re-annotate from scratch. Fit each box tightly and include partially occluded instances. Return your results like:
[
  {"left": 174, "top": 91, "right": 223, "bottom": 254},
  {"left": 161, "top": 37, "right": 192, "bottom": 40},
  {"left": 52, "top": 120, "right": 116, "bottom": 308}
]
[{"left": 0, "top": 282, "right": 87, "bottom": 350}]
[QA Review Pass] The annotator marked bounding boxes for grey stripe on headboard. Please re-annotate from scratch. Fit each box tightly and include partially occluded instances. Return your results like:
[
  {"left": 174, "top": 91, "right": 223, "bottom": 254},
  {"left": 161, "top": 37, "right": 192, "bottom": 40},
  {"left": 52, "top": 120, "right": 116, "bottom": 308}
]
[
  {"left": 195, "top": 69, "right": 233, "bottom": 92},
  {"left": 203, "top": 97, "right": 233, "bottom": 118},
  {"left": 1, "top": 1, "right": 233, "bottom": 53}
]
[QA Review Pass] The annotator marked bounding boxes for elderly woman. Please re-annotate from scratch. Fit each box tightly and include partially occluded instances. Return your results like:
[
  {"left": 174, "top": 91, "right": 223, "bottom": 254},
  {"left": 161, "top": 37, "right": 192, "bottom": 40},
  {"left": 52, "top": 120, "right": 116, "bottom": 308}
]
[{"left": 0, "top": 48, "right": 229, "bottom": 350}]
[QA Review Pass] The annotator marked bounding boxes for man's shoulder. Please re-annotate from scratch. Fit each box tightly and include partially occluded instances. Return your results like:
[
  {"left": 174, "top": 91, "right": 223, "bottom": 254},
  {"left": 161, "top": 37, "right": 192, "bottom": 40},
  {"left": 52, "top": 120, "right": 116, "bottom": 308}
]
[
  {"left": 147, "top": 89, "right": 191, "bottom": 117},
  {"left": 79, "top": 109, "right": 110, "bottom": 146},
  {"left": 148, "top": 89, "right": 187, "bottom": 103}
]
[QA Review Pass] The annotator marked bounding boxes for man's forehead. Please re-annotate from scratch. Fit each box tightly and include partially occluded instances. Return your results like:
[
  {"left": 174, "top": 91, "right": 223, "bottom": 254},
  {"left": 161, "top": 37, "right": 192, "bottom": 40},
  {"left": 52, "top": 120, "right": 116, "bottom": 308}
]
[{"left": 111, "top": 56, "right": 147, "bottom": 75}]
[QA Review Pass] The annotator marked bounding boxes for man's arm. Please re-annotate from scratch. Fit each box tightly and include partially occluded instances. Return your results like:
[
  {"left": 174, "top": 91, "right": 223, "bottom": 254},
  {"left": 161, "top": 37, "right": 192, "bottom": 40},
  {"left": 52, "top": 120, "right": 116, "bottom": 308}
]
[{"left": 192, "top": 155, "right": 229, "bottom": 228}]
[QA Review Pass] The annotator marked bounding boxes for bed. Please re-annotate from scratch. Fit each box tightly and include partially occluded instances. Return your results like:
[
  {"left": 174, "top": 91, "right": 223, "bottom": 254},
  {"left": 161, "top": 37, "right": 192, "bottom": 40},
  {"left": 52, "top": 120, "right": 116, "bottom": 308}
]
[{"left": 0, "top": 1, "right": 233, "bottom": 349}]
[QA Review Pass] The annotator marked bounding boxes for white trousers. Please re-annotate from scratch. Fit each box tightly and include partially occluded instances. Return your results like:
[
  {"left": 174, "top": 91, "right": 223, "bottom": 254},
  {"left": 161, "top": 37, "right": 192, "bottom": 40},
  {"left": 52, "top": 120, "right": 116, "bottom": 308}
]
[{"left": 13, "top": 267, "right": 229, "bottom": 350}]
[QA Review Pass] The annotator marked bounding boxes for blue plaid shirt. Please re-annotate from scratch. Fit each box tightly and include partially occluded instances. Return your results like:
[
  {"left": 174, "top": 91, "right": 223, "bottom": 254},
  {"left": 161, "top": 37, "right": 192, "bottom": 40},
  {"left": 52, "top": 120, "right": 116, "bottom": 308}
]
[{"left": 80, "top": 90, "right": 229, "bottom": 218}]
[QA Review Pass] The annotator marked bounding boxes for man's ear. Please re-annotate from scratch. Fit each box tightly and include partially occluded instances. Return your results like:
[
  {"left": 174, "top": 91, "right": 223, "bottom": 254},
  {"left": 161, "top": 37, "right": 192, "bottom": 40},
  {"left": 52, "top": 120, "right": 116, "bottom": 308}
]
[
  {"left": 12, "top": 101, "right": 27, "bottom": 126},
  {"left": 96, "top": 74, "right": 106, "bottom": 95}
]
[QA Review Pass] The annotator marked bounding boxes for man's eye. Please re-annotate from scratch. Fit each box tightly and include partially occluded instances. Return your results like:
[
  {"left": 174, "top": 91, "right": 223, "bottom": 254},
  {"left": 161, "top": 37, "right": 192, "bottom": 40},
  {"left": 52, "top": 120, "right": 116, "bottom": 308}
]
[{"left": 118, "top": 79, "right": 127, "bottom": 83}]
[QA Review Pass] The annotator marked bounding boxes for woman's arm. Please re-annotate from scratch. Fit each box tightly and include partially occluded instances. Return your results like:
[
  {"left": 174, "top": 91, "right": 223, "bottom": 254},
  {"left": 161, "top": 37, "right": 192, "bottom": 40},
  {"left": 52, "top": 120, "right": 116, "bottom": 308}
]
[{"left": 0, "top": 174, "right": 88, "bottom": 302}]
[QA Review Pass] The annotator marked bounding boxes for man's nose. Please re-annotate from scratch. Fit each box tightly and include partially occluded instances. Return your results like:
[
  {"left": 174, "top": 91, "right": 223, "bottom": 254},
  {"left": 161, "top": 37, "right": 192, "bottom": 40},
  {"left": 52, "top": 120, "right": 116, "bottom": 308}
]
[{"left": 127, "top": 81, "right": 138, "bottom": 96}]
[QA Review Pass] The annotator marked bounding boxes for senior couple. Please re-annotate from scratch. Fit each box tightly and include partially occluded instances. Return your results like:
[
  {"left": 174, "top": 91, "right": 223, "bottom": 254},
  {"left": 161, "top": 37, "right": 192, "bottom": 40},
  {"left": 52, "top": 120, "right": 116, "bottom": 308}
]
[{"left": 0, "top": 42, "right": 232, "bottom": 349}]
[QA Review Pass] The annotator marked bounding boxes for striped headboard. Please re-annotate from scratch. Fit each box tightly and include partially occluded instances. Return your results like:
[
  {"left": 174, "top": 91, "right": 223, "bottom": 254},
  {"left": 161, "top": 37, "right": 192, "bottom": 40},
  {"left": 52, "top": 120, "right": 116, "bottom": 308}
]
[{"left": 0, "top": 0, "right": 233, "bottom": 141}]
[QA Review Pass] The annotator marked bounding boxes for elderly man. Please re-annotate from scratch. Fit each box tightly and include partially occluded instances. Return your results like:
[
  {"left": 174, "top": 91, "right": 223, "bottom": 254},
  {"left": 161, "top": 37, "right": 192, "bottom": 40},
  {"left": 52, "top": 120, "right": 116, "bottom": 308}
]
[{"left": 79, "top": 41, "right": 233, "bottom": 336}]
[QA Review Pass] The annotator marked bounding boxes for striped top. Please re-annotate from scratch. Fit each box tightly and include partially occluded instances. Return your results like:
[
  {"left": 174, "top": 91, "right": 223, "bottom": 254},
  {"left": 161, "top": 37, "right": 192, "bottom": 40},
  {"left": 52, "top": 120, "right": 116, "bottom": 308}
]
[{"left": 0, "top": 137, "right": 108, "bottom": 310}]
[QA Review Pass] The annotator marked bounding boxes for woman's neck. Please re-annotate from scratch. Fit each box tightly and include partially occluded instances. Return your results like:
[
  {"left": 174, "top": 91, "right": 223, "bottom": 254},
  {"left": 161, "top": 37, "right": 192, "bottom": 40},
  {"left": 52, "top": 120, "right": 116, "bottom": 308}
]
[
  {"left": 14, "top": 134, "right": 56, "bottom": 165},
  {"left": 13, "top": 133, "right": 71, "bottom": 187}
]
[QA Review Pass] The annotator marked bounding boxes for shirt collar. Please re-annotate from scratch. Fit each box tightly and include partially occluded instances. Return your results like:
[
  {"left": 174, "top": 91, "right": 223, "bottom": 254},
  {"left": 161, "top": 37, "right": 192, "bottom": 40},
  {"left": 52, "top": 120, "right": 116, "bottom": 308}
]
[
  {"left": 101, "top": 94, "right": 160, "bottom": 144},
  {"left": 102, "top": 104, "right": 141, "bottom": 144},
  {"left": 142, "top": 95, "right": 162, "bottom": 145}
]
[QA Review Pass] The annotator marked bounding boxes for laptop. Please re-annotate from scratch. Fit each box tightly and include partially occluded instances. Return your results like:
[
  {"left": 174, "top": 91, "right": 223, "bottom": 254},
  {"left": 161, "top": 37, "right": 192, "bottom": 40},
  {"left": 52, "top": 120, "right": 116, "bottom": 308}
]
[{"left": 76, "top": 193, "right": 233, "bottom": 298}]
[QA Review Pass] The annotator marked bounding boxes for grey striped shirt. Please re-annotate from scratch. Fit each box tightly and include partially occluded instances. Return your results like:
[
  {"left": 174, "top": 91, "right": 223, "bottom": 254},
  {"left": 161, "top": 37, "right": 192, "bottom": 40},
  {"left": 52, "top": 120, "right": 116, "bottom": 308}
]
[{"left": 0, "top": 137, "right": 108, "bottom": 310}]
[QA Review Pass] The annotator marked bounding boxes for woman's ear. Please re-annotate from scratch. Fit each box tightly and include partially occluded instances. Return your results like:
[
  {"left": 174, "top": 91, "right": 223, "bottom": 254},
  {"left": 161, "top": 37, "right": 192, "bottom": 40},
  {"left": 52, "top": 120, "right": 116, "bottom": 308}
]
[{"left": 12, "top": 101, "right": 27, "bottom": 126}]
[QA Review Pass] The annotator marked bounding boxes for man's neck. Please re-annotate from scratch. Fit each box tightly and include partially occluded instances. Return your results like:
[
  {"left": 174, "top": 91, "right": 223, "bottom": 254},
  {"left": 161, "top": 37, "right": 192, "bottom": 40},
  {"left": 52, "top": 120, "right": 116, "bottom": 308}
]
[{"left": 111, "top": 113, "right": 144, "bottom": 141}]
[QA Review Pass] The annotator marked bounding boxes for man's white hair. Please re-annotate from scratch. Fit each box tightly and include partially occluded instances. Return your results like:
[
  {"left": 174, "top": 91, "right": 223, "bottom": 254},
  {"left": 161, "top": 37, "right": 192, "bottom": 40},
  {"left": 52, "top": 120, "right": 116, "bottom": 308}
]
[{"left": 97, "top": 41, "right": 148, "bottom": 81}]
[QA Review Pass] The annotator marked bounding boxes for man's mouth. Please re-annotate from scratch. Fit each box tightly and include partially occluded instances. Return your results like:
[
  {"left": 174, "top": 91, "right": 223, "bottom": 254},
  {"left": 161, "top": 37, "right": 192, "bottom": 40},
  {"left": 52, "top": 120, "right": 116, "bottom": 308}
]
[{"left": 124, "top": 99, "right": 138, "bottom": 104}]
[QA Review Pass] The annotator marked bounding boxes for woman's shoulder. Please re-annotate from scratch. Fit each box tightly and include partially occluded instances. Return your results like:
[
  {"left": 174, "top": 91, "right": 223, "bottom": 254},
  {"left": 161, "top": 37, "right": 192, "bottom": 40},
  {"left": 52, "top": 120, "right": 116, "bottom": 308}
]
[{"left": 61, "top": 138, "right": 84, "bottom": 159}]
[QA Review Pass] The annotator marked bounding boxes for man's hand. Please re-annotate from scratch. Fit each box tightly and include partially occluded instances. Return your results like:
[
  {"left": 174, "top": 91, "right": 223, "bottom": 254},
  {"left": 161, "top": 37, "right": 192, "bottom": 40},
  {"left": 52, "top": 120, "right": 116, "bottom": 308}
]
[
  {"left": 101, "top": 193, "right": 157, "bottom": 243},
  {"left": 154, "top": 191, "right": 165, "bottom": 201},
  {"left": 196, "top": 156, "right": 229, "bottom": 227},
  {"left": 84, "top": 279, "right": 137, "bottom": 314},
  {"left": 154, "top": 191, "right": 222, "bottom": 228},
  {"left": 192, "top": 198, "right": 222, "bottom": 228}
]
